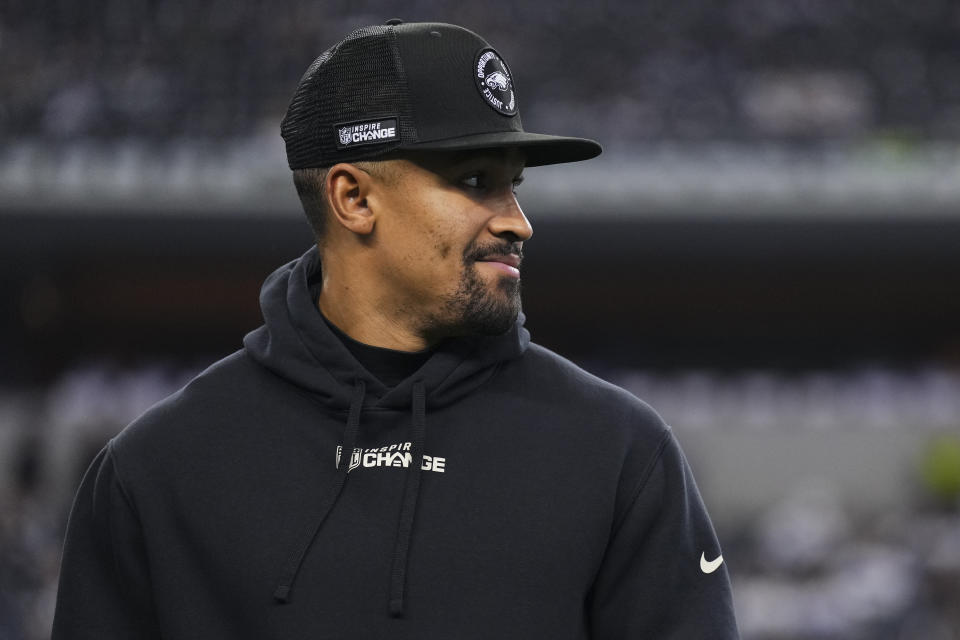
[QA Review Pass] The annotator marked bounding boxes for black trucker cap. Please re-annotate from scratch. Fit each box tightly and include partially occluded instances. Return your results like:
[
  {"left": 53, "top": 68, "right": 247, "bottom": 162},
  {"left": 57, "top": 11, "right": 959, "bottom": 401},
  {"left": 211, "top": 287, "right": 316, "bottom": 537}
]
[{"left": 281, "top": 20, "right": 602, "bottom": 169}]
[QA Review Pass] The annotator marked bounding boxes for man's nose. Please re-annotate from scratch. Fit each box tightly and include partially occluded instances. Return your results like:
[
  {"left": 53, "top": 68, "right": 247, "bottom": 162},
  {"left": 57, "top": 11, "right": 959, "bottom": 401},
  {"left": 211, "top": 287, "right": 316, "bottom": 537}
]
[{"left": 488, "top": 193, "right": 533, "bottom": 241}]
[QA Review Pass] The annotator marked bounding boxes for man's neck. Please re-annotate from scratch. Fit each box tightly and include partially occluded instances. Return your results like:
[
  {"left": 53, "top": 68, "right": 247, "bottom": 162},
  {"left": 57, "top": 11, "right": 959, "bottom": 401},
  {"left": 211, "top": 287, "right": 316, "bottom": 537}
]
[
  {"left": 320, "top": 313, "right": 433, "bottom": 386},
  {"left": 316, "top": 276, "right": 433, "bottom": 353}
]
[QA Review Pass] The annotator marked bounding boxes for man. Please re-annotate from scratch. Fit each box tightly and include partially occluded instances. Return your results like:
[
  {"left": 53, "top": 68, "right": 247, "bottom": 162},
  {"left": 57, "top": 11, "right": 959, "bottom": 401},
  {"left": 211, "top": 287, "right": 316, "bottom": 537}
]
[{"left": 53, "top": 21, "right": 739, "bottom": 639}]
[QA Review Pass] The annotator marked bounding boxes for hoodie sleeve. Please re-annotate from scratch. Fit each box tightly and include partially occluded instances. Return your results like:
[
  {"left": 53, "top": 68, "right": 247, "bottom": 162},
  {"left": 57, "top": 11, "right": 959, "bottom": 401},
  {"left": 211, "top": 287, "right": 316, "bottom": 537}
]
[
  {"left": 52, "top": 442, "right": 162, "bottom": 640},
  {"left": 588, "top": 429, "right": 739, "bottom": 639}
]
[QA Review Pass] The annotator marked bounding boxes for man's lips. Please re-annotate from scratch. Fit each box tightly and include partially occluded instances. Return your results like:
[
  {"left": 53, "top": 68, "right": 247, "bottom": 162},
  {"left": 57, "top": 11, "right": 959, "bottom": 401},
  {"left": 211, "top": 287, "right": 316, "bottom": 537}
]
[
  {"left": 479, "top": 253, "right": 521, "bottom": 268},
  {"left": 477, "top": 253, "right": 522, "bottom": 277}
]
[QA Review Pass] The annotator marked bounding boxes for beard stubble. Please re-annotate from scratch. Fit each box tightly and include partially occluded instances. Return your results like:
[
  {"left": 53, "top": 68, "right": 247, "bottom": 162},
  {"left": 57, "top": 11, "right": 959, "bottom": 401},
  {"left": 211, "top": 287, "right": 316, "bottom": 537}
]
[{"left": 432, "top": 240, "right": 524, "bottom": 337}]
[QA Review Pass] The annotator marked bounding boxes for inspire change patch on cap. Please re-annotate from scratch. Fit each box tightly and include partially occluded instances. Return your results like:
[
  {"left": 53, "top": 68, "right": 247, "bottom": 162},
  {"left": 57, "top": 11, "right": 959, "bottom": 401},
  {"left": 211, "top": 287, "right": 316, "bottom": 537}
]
[
  {"left": 475, "top": 49, "right": 517, "bottom": 116},
  {"left": 335, "top": 117, "right": 399, "bottom": 149}
]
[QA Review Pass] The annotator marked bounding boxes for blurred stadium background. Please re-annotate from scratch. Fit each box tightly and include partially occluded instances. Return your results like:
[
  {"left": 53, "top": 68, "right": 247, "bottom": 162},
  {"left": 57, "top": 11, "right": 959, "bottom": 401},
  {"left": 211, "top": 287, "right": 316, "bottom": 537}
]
[{"left": 3, "top": 1, "right": 960, "bottom": 638}]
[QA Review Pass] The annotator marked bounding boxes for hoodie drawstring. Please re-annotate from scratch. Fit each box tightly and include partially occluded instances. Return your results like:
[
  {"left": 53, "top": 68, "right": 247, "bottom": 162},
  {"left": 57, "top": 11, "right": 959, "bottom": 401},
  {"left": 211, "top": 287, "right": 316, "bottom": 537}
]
[
  {"left": 273, "top": 379, "right": 366, "bottom": 603},
  {"left": 388, "top": 380, "right": 427, "bottom": 617},
  {"left": 272, "top": 378, "right": 427, "bottom": 617}
]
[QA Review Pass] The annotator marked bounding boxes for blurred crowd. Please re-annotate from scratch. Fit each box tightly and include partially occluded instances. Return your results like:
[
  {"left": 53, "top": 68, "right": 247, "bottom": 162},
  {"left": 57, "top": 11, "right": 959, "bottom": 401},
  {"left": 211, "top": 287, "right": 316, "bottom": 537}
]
[{"left": 4, "top": 0, "right": 960, "bottom": 148}]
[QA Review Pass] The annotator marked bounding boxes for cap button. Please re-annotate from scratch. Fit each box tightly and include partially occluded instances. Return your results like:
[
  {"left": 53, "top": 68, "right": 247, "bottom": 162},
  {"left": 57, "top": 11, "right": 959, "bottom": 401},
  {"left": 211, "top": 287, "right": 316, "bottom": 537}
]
[{"left": 385, "top": 18, "right": 403, "bottom": 25}]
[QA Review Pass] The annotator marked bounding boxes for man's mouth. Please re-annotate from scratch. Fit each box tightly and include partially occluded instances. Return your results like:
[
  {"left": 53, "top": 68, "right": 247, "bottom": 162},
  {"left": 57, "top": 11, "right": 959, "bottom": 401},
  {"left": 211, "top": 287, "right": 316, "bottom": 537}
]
[{"left": 476, "top": 253, "right": 522, "bottom": 277}]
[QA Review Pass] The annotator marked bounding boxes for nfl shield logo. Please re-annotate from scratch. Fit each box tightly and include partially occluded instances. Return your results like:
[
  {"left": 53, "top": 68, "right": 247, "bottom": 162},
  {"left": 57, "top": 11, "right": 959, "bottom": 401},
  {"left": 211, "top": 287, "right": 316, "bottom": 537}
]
[
  {"left": 335, "top": 446, "right": 362, "bottom": 472},
  {"left": 338, "top": 127, "right": 352, "bottom": 146}
]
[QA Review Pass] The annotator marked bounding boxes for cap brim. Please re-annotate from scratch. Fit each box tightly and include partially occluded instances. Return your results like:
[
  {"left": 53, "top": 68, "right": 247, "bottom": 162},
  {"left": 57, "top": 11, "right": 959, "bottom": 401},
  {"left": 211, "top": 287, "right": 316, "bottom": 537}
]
[{"left": 405, "top": 131, "right": 602, "bottom": 167}]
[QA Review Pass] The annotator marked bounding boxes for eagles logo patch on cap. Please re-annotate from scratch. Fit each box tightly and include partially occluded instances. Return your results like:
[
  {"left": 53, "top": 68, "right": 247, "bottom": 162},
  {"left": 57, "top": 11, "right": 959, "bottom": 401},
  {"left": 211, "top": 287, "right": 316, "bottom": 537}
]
[{"left": 475, "top": 48, "right": 517, "bottom": 116}]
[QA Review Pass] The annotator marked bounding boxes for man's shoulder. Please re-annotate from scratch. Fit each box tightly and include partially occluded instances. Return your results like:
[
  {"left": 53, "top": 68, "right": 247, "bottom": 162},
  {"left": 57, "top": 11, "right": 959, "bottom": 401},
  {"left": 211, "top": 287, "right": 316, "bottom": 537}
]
[
  {"left": 521, "top": 342, "right": 657, "bottom": 403},
  {"left": 110, "top": 349, "right": 270, "bottom": 459},
  {"left": 514, "top": 341, "right": 668, "bottom": 435},
  {"left": 511, "top": 343, "right": 677, "bottom": 506}
]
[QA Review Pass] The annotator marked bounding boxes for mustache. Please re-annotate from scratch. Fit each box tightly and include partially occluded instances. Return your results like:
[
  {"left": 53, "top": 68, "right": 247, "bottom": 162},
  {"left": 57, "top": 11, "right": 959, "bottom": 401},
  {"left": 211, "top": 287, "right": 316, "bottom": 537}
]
[{"left": 464, "top": 241, "right": 525, "bottom": 264}]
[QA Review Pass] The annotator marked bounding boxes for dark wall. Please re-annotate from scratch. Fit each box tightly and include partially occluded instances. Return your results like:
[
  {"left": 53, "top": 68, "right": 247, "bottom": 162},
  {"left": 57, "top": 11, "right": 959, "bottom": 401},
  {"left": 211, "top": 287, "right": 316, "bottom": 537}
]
[{"left": 3, "top": 212, "right": 959, "bottom": 383}]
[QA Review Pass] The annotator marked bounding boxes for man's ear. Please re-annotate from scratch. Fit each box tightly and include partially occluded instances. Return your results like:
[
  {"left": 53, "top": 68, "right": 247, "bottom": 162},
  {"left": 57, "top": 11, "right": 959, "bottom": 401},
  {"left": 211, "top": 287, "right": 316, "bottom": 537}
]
[{"left": 325, "top": 163, "right": 376, "bottom": 236}]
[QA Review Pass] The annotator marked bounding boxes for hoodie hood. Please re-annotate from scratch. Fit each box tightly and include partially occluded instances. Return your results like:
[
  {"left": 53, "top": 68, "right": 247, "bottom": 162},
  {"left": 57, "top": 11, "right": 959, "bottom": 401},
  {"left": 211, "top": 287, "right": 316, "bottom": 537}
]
[
  {"left": 243, "top": 246, "right": 530, "bottom": 613},
  {"left": 243, "top": 245, "right": 530, "bottom": 412}
]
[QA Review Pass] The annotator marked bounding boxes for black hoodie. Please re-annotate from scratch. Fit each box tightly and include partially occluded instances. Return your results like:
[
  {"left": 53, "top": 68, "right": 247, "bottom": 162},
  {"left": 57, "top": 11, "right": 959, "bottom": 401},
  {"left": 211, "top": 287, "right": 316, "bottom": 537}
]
[{"left": 53, "top": 247, "right": 739, "bottom": 639}]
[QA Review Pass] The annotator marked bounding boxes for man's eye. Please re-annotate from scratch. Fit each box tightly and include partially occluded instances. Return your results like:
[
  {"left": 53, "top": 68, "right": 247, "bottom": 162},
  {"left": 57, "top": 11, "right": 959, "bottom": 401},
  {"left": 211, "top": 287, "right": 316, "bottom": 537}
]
[
  {"left": 461, "top": 174, "right": 482, "bottom": 189},
  {"left": 459, "top": 173, "right": 523, "bottom": 192}
]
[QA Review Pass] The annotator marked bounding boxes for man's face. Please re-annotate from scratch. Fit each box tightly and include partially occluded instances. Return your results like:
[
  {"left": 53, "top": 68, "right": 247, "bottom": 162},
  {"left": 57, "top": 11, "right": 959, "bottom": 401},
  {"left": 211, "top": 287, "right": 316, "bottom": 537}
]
[{"left": 367, "top": 148, "right": 532, "bottom": 341}]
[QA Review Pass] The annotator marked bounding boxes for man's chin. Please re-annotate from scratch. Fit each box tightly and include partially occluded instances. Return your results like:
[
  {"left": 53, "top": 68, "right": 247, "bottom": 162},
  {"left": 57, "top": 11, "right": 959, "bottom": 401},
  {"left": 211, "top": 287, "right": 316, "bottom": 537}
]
[
  {"left": 437, "top": 264, "right": 522, "bottom": 337},
  {"left": 445, "top": 293, "right": 519, "bottom": 337},
  {"left": 468, "top": 309, "right": 518, "bottom": 336},
  {"left": 471, "top": 289, "right": 522, "bottom": 334}
]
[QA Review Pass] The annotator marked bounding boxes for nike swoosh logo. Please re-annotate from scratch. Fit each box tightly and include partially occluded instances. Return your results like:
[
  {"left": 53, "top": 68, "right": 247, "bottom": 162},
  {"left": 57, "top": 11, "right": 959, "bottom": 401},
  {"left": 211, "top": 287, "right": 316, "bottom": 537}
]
[{"left": 700, "top": 552, "right": 723, "bottom": 574}]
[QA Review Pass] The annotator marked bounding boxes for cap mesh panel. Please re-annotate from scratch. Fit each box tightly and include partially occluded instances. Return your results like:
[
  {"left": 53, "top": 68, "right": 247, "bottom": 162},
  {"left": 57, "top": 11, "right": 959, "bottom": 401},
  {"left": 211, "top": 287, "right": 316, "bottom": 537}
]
[{"left": 281, "top": 26, "right": 415, "bottom": 169}]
